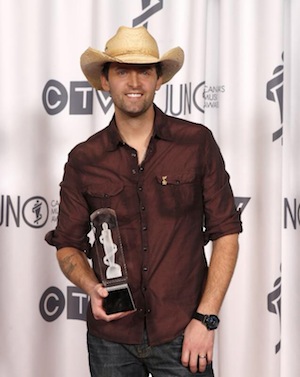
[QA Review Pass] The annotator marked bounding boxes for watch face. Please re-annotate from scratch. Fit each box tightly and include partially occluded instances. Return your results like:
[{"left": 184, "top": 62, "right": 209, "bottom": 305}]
[{"left": 205, "top": 315, "right": 220, "bottom": 330}]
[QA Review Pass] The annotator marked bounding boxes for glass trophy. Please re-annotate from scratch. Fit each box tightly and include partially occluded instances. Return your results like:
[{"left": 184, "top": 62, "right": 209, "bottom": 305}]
[{"left": 90, "top": 208, "right": 136, "bottom": 314}]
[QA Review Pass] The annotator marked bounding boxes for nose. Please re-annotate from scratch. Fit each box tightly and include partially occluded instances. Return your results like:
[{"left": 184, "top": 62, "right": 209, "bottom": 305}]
[{"left": 127, "top": 71, "right": 139, "bottom": 87}]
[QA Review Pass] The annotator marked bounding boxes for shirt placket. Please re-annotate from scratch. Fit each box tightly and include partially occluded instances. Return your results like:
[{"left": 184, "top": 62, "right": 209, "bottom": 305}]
[{"left": 129, "top": 145, "right": 152, "bottom": 318}]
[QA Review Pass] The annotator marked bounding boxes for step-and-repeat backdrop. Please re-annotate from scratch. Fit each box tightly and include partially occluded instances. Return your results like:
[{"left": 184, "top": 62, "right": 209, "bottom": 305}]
[{"left": 1, "top": 1, "right": 299, "bottom": 376}]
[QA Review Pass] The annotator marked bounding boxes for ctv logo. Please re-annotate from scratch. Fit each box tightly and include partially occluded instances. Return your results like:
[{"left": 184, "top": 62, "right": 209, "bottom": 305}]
[
  {"left": 39, "top": 286, "right": 89, "bottom": 322},
  {"left": 42, "top": 80, "right": 113, "bottom": 115}
]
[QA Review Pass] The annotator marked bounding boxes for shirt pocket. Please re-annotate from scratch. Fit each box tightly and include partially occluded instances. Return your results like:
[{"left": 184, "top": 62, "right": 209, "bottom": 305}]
[
  {"left": 84, "top": 183, "right": 125, "bottom": 213},
  {"left": 155, "top": 171, "right": 202, "bottom": 216}
]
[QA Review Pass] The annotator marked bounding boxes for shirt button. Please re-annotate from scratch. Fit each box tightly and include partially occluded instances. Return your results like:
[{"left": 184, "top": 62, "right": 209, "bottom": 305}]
[
  {"left": 132, "top": 169, "right": 137, "bottom": 174},
  {"left": 143, "top": 267, "right": 148, "bottom": 272},
  {"left": 142, "top": 226, "right": 147, "bottom": 231},
  {"left": 138, "top": 186, "right": 143, "bottom": 191},
  {"left": 139, "top": 166, "right": 144, "bottom": 172},
  {"left": 147, "top": 309, "right": 151, "bottom": 314},
  {"left": 131, "top": 152, "right": 137, "bottom": 158},
  {"left": 141, "top": 206, "right": 145, "bottom": 211}
]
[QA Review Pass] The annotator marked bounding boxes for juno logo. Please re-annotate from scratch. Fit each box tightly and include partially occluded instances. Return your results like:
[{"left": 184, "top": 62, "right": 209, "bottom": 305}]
[{"left": 0, "top": 195, "right": 49, "bottom": 228}]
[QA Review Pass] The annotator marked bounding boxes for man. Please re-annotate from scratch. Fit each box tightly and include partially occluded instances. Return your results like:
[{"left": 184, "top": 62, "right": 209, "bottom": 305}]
[{"left": 46, "top": 26, "right": 242, "bottom": 376}]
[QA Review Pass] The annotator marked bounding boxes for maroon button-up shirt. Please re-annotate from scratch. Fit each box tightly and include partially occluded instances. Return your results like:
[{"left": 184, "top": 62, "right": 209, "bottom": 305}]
[{"left": 45, "top": 105, "right": 242, "bottom": 346}]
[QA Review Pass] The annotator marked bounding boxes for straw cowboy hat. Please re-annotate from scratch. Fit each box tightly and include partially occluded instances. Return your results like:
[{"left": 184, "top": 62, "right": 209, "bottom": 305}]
[{"left": 80, "top": 26, "right": 184, "bottom": 90}]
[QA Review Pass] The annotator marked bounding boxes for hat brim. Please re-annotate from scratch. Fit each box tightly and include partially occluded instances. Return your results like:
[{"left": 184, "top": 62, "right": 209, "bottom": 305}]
[{"left": 80, "top": 47, "right": 184, "bottom": 90}]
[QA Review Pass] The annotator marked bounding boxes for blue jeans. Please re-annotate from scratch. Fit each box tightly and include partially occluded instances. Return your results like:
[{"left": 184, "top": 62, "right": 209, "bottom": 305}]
[{"left": 87, "top": 332, "right": 214, "bottom": 377}]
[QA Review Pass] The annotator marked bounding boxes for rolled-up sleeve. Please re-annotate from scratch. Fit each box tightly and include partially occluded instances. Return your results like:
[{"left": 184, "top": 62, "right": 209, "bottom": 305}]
[
  {"left": 45, "top": 152, "right": 91, "bottom": 252},
  {"left": 202, "top": 130, "right": 242, "bottom": 242}
]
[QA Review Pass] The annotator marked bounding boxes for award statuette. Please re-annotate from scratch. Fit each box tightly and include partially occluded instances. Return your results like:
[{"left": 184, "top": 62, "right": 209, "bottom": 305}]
[{"left": 90, "top": 208, "right": 136, "bottom": 314}]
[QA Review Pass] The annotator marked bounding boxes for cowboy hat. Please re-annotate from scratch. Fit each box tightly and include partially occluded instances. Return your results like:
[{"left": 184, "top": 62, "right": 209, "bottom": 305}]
[{"left": 80, "top": 26, "right": 184, "bottom": 90}]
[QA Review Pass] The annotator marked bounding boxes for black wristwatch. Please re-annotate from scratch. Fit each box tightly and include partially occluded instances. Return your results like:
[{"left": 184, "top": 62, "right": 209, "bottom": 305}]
[{"left": 192, "top": 312, "right": 220, "bottom": 330}]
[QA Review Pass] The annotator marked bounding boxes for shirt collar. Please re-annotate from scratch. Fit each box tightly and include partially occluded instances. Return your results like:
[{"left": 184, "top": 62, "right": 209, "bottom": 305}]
[
  {"left": 152, "top": 105, "right": 174, "bottom": 142},
  {"left": 106, "top": 104, "right": 174, "bottom": 151},
  {"left": 106, "top": 116, "right": 123, "bottom": 151}
]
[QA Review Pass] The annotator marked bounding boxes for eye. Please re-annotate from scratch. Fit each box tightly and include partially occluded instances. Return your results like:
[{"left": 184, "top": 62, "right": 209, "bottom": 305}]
[
  {"left": 116, "top": 68, "right": 127, "bottom": 76},
  {"left": 143, "top": 67, "right": 155, "bottom": 76}
]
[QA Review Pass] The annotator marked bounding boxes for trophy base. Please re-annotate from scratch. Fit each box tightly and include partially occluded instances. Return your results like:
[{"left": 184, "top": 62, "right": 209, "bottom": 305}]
[{"left": 104, "top": 283, "right": 136, "bottom": 315}]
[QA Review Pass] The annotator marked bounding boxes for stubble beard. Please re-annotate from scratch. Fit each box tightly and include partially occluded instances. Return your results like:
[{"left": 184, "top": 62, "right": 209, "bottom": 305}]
[{"left": 115, "top": 93, "right": 155, "bottom": 118}]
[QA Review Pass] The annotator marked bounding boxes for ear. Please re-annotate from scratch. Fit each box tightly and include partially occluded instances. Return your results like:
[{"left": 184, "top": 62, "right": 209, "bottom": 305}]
[
  {"left": 155, "top": 76, "right": 163, "bottom": 91},
  {"left": 100, "top": 74, "right": 110, "bottom": 92}
]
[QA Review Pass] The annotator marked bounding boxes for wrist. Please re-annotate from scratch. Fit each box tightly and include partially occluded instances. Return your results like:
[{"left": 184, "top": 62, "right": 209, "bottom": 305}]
[{"left": 192, "top": 311, "right": 220, "bottom": 330}]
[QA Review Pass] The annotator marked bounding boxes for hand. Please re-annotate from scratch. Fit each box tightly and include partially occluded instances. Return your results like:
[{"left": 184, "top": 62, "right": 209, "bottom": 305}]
[
  {"left": 90, "top": 283, "right": 135, "bottom": 322},
  {"left": 181, "top": 319, "right": 215, "bottom": 374}
]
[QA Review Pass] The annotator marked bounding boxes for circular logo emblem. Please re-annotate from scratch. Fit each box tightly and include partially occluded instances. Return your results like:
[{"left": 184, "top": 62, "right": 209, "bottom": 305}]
[
  {"left": 42, "top": 79, "right": 68, "bottom": 115},
  {"left": 22, "top": 196, "right": 49, "bottom": 228},
  {"left": 39, "top": 287, "right": 65, "bottom": 322}
]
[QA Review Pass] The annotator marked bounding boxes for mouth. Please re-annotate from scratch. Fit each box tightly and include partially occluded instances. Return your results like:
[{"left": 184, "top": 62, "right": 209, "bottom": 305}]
[{"left": 126, "top": 93, "right": 142, "bottom": 98}]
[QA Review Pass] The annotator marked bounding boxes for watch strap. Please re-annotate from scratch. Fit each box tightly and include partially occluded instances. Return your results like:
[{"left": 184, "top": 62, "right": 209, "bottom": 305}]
[{"left": 192, "top": 312, "right": 206, "bottom": 322}]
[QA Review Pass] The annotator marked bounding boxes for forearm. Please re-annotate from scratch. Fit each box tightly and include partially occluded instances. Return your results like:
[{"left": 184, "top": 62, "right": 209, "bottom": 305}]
[
  {"left": 57, "top": 247, "right": 135, "bottom": 321},
  {"left": 197, "top": 233, "right": 239, "bottom": 314},
  {"left": 56, "top": 247, "right": 99, "bottom": 295},
  {"left": 181, "top": 233, "right": 239, "bottom": 372}
]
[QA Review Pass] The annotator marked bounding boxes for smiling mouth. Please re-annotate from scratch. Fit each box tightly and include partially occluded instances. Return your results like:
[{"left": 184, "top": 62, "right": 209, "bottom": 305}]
[{"left": 126, "top": 93, "right": 142, "bottom": 98}]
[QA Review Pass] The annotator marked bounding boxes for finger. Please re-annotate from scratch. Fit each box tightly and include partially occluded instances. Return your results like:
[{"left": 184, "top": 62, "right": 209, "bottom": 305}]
[
  {"left": 198, "top": 355, "right": 207, "bottom": 373},
  {"left": 93, "top": 307, "right": 125, "bottom": 321},
  {"left": 103, "top": 309, "right": 135, "bottom": 322},
  {"left": 206, "top": 349, "right": 213, "bottom": 364},
  {"left": 188, "top": 353, "right": 200, "bottom": 374},
  {"left": 181, "top": 345, "right": 190, "bottom": 367},
  {"left": 96, "top": 285, "right": 109, "bottom": 298}
]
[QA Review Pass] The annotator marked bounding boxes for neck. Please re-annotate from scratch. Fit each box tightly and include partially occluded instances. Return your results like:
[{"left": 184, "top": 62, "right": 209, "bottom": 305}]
[
  {"left": 115, "top": 105, "right": 155, "bottom": 138},
  {"left": 115, "top": 106, "right": 155, "bottom": 164}
]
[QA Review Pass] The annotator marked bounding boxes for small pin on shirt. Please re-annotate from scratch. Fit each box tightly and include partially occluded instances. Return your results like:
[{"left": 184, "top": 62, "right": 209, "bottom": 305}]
[{"left": 162, "top": 176, "right": 168, "bottom": 185}]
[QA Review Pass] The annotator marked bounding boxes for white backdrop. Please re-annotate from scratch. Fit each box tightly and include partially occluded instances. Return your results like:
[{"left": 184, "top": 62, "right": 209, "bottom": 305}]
[{"left": 1, "top": 1, "right": 299, "bottom": 376}]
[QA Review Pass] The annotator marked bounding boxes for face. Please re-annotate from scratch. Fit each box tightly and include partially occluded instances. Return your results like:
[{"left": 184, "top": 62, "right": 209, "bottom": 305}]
[{"left": 100, "top": 63, "right": 162, "bottom": 118}]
